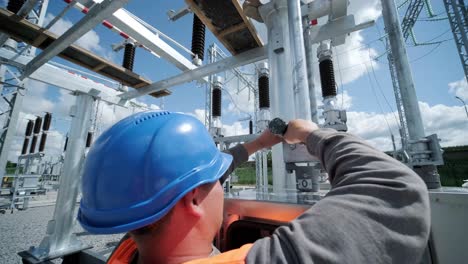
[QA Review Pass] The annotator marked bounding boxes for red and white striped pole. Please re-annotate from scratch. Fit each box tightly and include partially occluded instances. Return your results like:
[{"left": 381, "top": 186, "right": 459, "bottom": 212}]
[{"left": 62, "top": 0, "right": 159, "bottom": 57}]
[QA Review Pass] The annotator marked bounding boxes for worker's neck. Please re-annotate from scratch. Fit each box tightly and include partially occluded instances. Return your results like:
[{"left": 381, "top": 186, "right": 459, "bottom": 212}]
[{"left": 136, "top": 222, "right": 213, "bottom": 264}]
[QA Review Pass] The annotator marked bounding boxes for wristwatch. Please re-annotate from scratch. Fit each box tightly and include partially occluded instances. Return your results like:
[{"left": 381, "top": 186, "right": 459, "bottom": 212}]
[{"left": 268, "top": 118, "right": 288, "bottom": 136}]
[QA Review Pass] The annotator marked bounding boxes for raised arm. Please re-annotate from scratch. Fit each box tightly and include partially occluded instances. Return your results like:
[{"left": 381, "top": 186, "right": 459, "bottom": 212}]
[
  {"left": 246, "top": 120, "right": 430, "bottom": 263},
  {"left": 222, "top": 130, "right": 282, "bottom": 177}
]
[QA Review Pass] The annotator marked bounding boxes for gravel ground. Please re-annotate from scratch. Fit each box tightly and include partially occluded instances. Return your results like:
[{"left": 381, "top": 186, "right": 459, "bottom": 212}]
[{"left": 0, "top": 205, "right": 124, "bottom": 264}]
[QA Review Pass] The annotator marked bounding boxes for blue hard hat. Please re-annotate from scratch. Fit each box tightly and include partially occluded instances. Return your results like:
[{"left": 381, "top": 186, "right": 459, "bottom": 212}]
[{"left": 78, "top": 111, "right": 233, "bottom": 234}]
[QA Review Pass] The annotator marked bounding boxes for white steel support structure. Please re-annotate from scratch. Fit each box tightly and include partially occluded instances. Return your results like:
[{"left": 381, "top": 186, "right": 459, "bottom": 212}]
[
  {"left": 0, "top": 48, "right": 120, "bottom": 104},
  {"left": 204, "top": 44, "right": 258, "bottom": 130},
  {"left": 303, "top": 20, "right": 319, "bottom": 123},
  {"left": 287, "top": 0, "right": 312, "bottom": 120},
  {"left": 120, "top": 46, "right": 267, "bottom": 100},
  {"left": 260, "top": 0, "right": 297, "bottom": 192},
  {"left": 381, "top": 0, "right": 441, "bottom": 188},
  {"left": 25, "top": 93, "right": 95, "bottom": 261},
  {"left": 0, "top": 64, "right": 28, "bottom": 185},
  {"left": 0, "top": 0, "right": 49, "bottom": 186},
  {"left": 21, "top": 0, "right": 129, "bottom": 79}
]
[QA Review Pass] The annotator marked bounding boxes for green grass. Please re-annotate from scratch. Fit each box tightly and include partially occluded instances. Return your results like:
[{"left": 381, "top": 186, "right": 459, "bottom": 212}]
[{"left": 233, "top": 164, "right": 272, "bottom": 185}]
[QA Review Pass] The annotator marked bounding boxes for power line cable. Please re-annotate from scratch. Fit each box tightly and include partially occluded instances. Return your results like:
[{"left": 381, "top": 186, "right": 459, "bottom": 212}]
[
  {"left": 364, "top": 63, "right": 395, "bottom": 137},
  {"left": 410, "top": 42, "right": 443, "bottom": 63},
  {"left": 367, "top": 48, "right": 401, "bottom": 129}
]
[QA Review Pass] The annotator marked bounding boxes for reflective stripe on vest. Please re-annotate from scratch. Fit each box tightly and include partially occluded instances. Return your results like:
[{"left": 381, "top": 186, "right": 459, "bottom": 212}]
[{"left": 107, "top": 237, "right": 253, "bottom": 264}]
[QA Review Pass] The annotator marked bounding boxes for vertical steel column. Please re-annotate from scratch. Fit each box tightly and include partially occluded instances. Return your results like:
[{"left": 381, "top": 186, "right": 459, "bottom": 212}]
[
  {"left": 381, "top": 0, "right": 440, "bottom": 188},
  {"left": 303, "top": 19, "right": 319, "bottom": 123},
  {"left": 287, "top": 0, "right": 312, "bottom": 120},
  {"left": 260, "top": 0, "right": 297, "bottom": 192},
  {"left": 0, "top": 70, "right": 27, "bottom": 185},
  {"left": 381, "top": 0, "right": 425, "bottom": 139},
  {"left": 29, "top": 93, "right": 95, "bottom": 260},
  {"left": 0, "top": 0, "right": 49, "bottom": 188}
]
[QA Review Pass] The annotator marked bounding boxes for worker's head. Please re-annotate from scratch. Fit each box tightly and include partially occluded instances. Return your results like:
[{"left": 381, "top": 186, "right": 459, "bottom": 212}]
[{"left": 77, "top": 111, "right": 232, "bottom": 239}]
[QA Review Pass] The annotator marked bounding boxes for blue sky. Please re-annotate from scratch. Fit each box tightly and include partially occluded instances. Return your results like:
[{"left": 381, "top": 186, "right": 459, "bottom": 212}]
[{"left": 2, "top": 0, "right": 468, "bottom": 160}]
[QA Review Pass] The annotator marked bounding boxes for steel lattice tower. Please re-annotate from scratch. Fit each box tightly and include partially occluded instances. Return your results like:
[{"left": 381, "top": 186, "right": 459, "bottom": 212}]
[{"left": 443, "top": 0, "right": 468, "bottom": 81}]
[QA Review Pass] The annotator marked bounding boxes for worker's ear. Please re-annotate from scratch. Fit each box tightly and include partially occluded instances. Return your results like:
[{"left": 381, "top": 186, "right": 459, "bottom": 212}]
[{"left": 181, "top": 187, "right": 204, "bottom": 218}]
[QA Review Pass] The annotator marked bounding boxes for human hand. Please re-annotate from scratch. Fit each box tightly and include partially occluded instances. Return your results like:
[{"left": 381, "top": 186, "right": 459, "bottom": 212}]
[
  {"left": 283, "top": 119, "right": 319, "bottom": 144},
  {"left": 255, "top": 128, "right": 282, "bottom": 149},
  {"left": 243, "top": 129, "right": 282, "bottom": 156}
]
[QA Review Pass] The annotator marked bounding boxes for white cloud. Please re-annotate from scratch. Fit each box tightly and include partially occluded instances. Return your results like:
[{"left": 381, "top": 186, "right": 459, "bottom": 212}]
[
  {"left": 419, "top": 102, "right": 468, "bottom": 147},
  {"left": 191, "top": 108, "right": 206, "bottom": 123},
  {"left": 347, "top": 102, "right": 468, "bottom": 151},
  {"left": 186, "top": 108, "right": 249, "bottom": 137},
  {"left": 223, "top": 122, "right": 249, "bottom": 137},
  {"left": 332, "top": 90, "right": 353, "bottom": 110},
  {"left": 45, "top": 14, "right": 104, "bottom": 54},
  {"left": 22, "top": 80, "right": 55, "bottom": 114},
  {"left": 449, "top": 77, "right": 468, "bottom": 101}
]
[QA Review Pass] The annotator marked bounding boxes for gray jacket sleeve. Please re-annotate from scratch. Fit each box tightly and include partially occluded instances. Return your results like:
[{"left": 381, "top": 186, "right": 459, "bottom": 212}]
[
  {"left": 224, "top": 144, "right": 249, "bottom": 175},
  {"left": 246, "top": 129, "right": 431, "bottom": 264}
]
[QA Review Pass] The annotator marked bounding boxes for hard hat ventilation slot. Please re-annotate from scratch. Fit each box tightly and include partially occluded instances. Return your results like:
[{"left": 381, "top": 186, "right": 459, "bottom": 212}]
[{"left": 134, "top": 111, "right": 171, "bottom": 125}]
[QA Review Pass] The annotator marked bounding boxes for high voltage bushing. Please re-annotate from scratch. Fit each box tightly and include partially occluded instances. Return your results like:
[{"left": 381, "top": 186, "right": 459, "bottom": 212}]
[
  {"left": 29, "top": 117, "right": 43, "bottom": 153},
  {"left": 7, "top": 0, "right": 25, "bottom": 14},
  {"left": 122, "top": 43, "right": 136, "bottom": 71},
  {"left": 25, "top": 120, "right": 34, "bottom": 136},
  {"left": 191, "top": 15, "right": 206, "bottom": 62},
  {"left": 63, "top": 136, "right": 68, "bottom": 152},
  {"left": 86, "top": 132, "right": 93, "bottom": 148},
  {"left": 212, "top": 88, "right": 222, "bottom": 117},
  {"left": 29, "top": 135, "right": 38, "bottom": 154},
  {"left": 33, "top": 117, "right": 43, "bottom": 134},
  {"left": 22, "top": 120, "right": 34, "bottom": 155},
  {"left": 319, "top": 58, "right": 337, "bottom": 98},
  {"left": 258, "top": 75, "right": 270, "bottom": 109},
  {"left": 39, "top": 133, "right": 47, "bottom": 152},
  {"left": 21, "top": 138, "right": 29, "bottom": 155},
  {"left": 43, "top": 112, "right": 52, "bottom": 131}
]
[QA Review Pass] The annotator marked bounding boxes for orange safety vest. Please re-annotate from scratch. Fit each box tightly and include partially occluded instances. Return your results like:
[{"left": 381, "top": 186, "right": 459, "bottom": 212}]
[{"left": 107, "top": 236, "right": 253, "bottom": 264}]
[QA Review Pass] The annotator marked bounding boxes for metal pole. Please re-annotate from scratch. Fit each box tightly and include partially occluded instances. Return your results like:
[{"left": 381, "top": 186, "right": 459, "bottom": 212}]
[
  {"left": 287, "top": 0, "right": 312, "bottom": 120},
  {"left": 303, "top": 19, "right": 319, "bottom": 123},
  {"left": 29, "top": 93, "right": 94, "bottom": 260},
  {"left": 381, "top": 0, "right": 441, "bottom": 189},
  {"left": 260, "top": 0, "right": 297, "bottom": 192},
  {"left": 456, "top": 96, "right": 468, "bottom": 118},
  {"left": 381, "top": 0, "right": 425, "bottom": 139}
]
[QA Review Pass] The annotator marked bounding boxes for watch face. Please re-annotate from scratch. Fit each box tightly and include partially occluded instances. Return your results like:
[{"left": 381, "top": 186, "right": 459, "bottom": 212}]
[{"left": 269, "top": 118, "right": 288, "bottom": 136}]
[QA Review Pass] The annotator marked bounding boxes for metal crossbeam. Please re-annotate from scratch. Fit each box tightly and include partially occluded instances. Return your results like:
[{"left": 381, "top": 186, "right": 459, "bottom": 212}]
[
  {"left": 401, "top": 0, "right": 425, "bottom": 41},
  {"left": 0, "top": 48, "right": 121, "bottom": 104},
  {"left": 20, "top": 0, "right": 129, "bottom": 80},
  {"left": 443, "top": 0, "right": 468, "bottom": 80},
  {"left": 0, "top": 0, "right": 40, "bottom": 47},
  {"left": 120, "top": 46, "right": 268, "bottom": 100}
]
